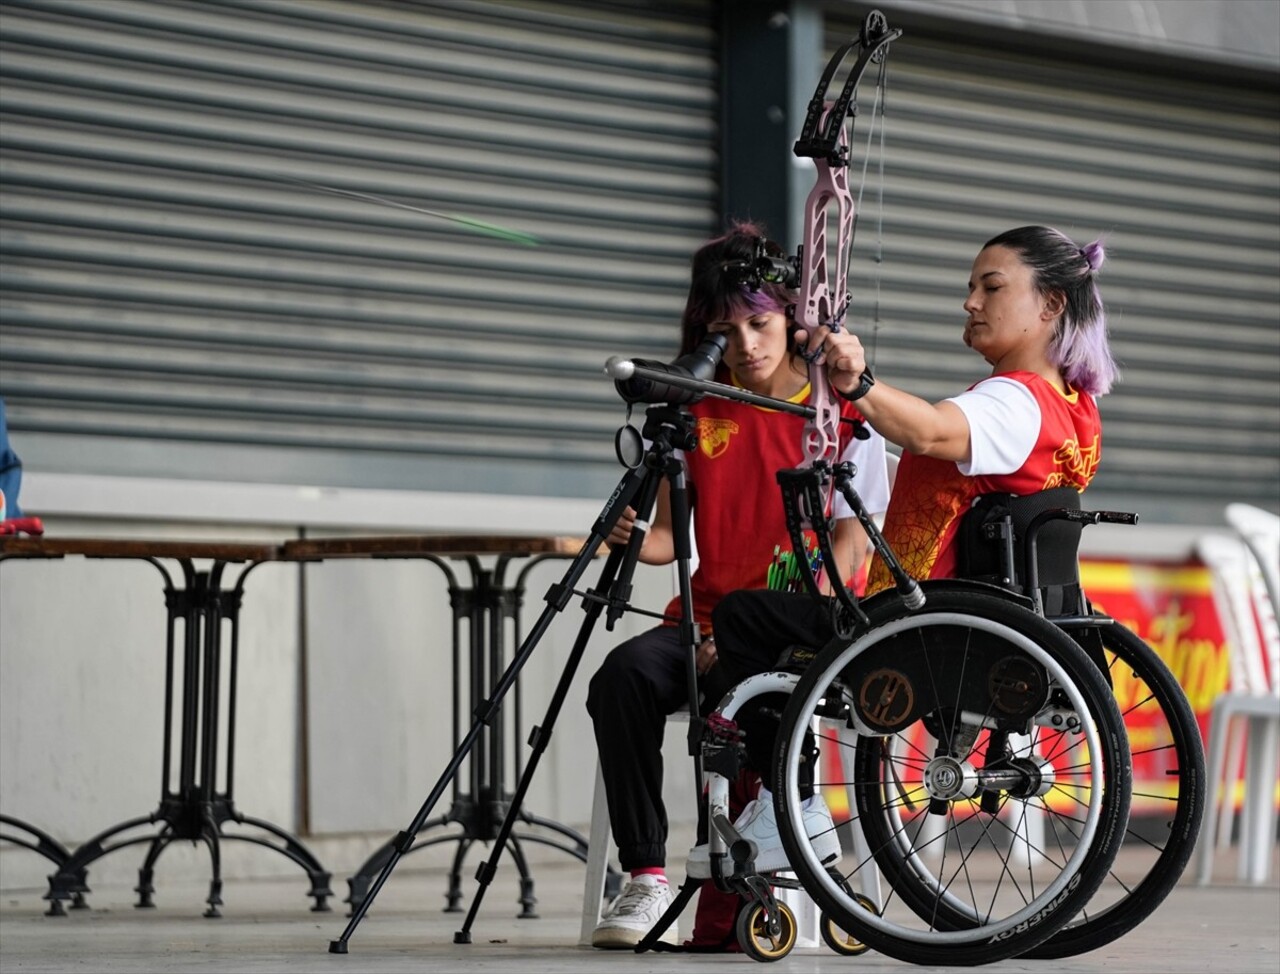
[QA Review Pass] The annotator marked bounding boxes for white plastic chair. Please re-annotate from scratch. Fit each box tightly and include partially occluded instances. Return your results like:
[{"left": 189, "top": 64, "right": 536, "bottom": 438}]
[
  {"left": 578, "top": 758, "right": 614, "bottom": 945},
  {"left": 1226, "top": 503, "right": 1280, "bottom": 682},
  {"left": 1195, "top": 529, "right": 1280, "bottom": 885},
  {"left": 578, "top": 709, "right": 691, "bottom": 946}
]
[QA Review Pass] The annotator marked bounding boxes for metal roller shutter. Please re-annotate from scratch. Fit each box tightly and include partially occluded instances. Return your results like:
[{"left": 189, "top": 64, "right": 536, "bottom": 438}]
[
  {"left": 825, "top": 10, "right": 1279, "bottom": 523},
  {"left": 0, "top": 0, "right": 718, "bottom": 499}
]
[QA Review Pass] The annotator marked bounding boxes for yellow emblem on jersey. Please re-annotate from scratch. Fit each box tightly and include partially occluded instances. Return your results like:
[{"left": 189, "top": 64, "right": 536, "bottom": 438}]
[
  {"left": 696, "top": 417, "right": 740, "bottom": 459},
  {"left": 1043, "top": 434, "right": 1101, "bottom": 490}
]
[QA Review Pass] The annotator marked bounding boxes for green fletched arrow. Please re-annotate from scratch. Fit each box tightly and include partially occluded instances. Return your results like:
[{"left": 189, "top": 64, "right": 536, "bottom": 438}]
[{"left": 267, "top": 174, "right": 539, "bottom": 247}]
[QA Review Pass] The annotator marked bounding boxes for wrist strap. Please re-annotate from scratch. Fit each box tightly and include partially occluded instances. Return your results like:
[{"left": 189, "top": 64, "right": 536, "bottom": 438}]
[{"left": 836, "top": 365, "right": 875, "bottom": 402}]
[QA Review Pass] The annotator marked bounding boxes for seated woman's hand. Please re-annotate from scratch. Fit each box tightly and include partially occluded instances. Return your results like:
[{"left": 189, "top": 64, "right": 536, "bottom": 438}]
[
  {"left": 606, "top": 505, "right": 639, "bottom": 550},
  {"left": 695, "top": 636, "right": 717, "bottom": 675}
]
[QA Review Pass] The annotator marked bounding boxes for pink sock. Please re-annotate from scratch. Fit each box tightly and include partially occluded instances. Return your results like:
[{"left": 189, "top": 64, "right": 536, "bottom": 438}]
[{"left": 632, "top": 867, "right": 668, "bottom": 884}]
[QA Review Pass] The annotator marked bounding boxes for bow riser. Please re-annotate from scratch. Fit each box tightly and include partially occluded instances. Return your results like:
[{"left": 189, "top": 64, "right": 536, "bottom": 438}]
[
  {"left": 795, "top": 116, "right": 853, "bottom": 337},
  {"left": 796, "top": 112, "right": 853, "bottom": 475}
]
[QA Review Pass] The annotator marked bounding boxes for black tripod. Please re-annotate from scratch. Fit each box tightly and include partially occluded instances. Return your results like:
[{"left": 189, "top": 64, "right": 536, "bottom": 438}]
[{"left": 329, "top": 402, "right": 709, "bottom": 953}]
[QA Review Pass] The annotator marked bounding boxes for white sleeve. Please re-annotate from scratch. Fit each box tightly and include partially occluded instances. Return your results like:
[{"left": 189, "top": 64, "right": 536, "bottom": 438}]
[
  {"left": 946, "top": 377, "right": 1042, "bottom": 476},
  {"left": 833, "top": 423, "right": 890, "bottom": 519}
]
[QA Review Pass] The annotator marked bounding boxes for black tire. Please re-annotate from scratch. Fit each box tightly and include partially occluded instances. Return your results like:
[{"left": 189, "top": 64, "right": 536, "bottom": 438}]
[
  {"left": 735, "top": 899, "right": 797, "bottom": 962},
  {"left": 772, "top": 587, "right": 1131, "bottom": 967},
  {"left": 1024, "top": 622, "right": 1205, "bottom": 958}
]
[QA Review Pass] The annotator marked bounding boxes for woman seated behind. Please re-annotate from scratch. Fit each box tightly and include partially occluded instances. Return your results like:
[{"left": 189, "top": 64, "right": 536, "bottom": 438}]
[{"left": 586, "top": 221, "right": 890, "bottom": 949}]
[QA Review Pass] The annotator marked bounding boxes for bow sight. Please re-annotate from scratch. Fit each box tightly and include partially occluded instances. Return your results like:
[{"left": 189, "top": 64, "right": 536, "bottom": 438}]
[{"left": 725, "top": 236, "right": 801, "bottom": 292}]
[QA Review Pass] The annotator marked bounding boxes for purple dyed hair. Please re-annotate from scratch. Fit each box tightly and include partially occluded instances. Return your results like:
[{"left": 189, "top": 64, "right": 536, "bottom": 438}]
[
  {"left": 677, "top": 222, "right": 796, "bottom": 355},
  {"left": 983, "top": 226, "right": 1119, "bottom": 396}
]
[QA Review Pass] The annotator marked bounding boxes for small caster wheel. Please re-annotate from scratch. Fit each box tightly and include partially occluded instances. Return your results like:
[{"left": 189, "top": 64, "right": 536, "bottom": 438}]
[
  {"left": 824, "top": 890, "right": 875, "bottom": 952},
  {"left": 736, "top": 899, "right": 797, "bottom": 962}
]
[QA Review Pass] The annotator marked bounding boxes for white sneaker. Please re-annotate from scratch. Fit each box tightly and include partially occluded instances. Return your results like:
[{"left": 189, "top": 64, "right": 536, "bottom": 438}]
[
  {"left": 590, "top": 874, "right": 679, "bottom": 949},
  {"left": 686, "top": 792, "right": 842, "bottom": 879}
]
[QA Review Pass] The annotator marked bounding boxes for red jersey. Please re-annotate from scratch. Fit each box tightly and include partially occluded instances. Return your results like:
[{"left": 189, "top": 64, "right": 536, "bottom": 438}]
[
  {"left": 866, "top": 372, "right": 1101, "bottom": 593},
  {"left": 660, "top": 370, "right": 877, "bottom": 631}
]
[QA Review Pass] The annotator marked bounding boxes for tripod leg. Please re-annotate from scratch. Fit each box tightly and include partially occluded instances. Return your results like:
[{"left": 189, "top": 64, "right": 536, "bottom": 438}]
[
  {"left": 453, "top": 545, "right": 625, "bottom": 943},
  {"left": 454, "top": 445, "right": 705, "bottom": 943},
  {"left": 328, "top": 467, "right": 644, "bottom": 954},
  {"left": 667, "top": 466, "right": 707, "bottom": 795}
]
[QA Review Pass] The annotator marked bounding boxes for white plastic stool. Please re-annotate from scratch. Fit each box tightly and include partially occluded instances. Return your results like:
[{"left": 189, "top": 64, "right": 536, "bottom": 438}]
[{"left": 1198, "top": 692, "right": 1280, "bottom": 885}]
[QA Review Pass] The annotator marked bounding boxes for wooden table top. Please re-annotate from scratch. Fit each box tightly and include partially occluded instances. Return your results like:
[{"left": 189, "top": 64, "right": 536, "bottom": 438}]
[
  {"left": 0, "top": 535, "right": 594, "bottom": 563},
  {"left": 0, "top": 536, "right": 283, "bottom": 562},
  {"left": 282, "top": 535, "right": 592, "bottom": 560}
]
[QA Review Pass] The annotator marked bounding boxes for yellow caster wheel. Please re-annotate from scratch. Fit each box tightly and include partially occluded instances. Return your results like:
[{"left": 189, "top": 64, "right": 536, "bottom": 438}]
[
  {"left": 819, "top": 875, "right": 880, "bottom": 952},
  {"left": 735, "top": 899, "right": 798, "bottom": 962},
  {"left": 822, "top": 914, "right": 871, "bottom": 956}
]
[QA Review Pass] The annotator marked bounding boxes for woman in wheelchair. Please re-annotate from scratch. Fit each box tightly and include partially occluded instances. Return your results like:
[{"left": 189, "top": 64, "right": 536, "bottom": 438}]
[
  {"left": 821, "top": 222, "right": 1114, "bottom": 588},
  {"left": 707, "top": 226, "right": 1150, "bottom": 963},
  {"left": 716, "top": 222, "right": 1116, "bottom": 825}
]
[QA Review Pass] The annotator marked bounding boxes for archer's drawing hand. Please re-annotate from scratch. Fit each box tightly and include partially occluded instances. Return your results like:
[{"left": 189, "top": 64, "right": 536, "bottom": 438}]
[{"left": 794, "top": 325, "right": 868, "bottom": 397}]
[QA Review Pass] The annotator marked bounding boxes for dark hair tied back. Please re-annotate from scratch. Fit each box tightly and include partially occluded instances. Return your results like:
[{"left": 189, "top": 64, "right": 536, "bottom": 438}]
[{"left": 983, "top": 225, "right": 1117, "bottom": 395}]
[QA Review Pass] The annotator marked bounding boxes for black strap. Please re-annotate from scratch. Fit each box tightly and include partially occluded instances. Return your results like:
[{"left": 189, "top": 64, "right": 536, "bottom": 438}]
[{"left": 634, "top": 880, "right": 701, "bottom": 954}]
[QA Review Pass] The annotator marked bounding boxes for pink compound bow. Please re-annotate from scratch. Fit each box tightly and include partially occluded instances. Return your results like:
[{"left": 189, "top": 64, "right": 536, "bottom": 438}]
[{"left": 769, "top": 10, "right": 914, "bottom": 630}]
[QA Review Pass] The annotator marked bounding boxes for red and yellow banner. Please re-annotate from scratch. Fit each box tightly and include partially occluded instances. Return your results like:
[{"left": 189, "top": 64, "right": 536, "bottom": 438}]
[
  {"left": 1081, "top": 557, "right": 1231, "bottom": 721},
  {"left": 1079, "top": 558, "right": 1228, "bottom": 814}
]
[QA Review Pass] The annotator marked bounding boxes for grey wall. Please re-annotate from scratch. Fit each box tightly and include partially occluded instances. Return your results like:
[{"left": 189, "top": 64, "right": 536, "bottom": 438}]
[{"left": 869, "top": 0, "right": 1280, "bottom": 68}]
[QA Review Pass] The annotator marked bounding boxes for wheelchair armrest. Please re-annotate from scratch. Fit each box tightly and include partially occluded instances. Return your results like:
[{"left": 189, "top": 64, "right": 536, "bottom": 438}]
[{"left": 1086, "top": 510, "right": 1140, "bottom": 526}]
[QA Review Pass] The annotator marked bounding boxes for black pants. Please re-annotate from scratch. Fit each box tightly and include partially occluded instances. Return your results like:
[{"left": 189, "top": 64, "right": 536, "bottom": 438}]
[
  {"left": 586, "top": 625, "right": 705, "bottom": 872},
  {"left": 710, "top": 590, "right": 834, "bottom": 794},
  {"left": 586, "top": 591, "right": 831, "bottom": 871}
]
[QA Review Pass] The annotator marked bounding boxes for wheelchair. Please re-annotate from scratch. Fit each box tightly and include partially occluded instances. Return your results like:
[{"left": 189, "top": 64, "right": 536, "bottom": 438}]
[{"left": 695, "top": 485, "right": 1204, "bottom": 965}]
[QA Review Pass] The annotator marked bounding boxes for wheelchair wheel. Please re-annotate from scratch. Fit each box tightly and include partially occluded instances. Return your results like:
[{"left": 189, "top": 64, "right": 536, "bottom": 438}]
[
  {"left": 1024, "top": 622, "right": 1205, "bottom": 958},
  {"left": 772, "top": 587, "right": 1131, "bottom": 967},
  {"left": 735, "top": 899, "right": 797, "bottom": 962}
]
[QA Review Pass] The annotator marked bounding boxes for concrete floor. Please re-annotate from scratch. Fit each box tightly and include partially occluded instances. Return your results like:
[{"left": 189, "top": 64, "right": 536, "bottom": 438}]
[{"left": 0, "top": 838, "right": 1277, "bottom": 974}]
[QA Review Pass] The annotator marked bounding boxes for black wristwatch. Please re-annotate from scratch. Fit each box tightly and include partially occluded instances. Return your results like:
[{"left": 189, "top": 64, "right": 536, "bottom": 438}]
[{"left": 836, "top": 365, "right": 875, "bottom": 403}]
